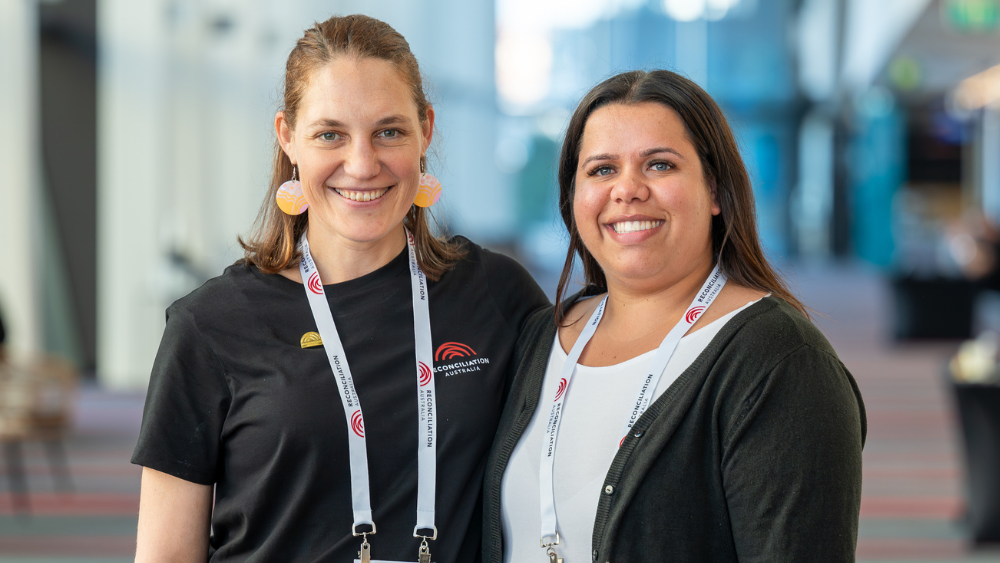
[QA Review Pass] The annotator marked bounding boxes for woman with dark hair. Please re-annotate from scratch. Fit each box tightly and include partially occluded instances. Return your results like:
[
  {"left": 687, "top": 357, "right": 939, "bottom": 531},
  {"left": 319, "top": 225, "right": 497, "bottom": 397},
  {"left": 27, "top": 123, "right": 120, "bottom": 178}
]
[
  {"left": 132, "top": 14, "right": 547, "bottom": 562},
  {"left": 483, "top": 70, "right": 866, "bottom": 563}
]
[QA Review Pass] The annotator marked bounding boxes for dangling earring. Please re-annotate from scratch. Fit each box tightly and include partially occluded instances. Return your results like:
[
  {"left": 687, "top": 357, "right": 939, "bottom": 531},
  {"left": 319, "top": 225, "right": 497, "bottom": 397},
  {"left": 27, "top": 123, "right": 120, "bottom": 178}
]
[
  {"left": 414, "top": 157, "right": 441, "bottom": 208},
  {"left": 276, "top": 165, "right": 309, "bottom": 215}
]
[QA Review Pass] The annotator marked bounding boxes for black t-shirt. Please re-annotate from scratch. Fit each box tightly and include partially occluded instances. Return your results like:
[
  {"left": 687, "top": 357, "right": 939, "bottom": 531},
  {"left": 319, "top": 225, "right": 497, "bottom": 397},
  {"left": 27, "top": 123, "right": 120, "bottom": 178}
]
[{"left": 132, "top": 238, "right": 549, "bottom": 562}]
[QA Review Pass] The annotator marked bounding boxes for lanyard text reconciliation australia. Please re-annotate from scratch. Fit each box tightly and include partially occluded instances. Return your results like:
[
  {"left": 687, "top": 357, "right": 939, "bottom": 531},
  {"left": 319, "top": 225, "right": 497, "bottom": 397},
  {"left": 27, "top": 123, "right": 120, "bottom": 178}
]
[
  {"left": 299, "top": 230, "right": 438, "bottom": 563},
  {"left": 538, "top": 265, "right": 727, "bottom": 563}
]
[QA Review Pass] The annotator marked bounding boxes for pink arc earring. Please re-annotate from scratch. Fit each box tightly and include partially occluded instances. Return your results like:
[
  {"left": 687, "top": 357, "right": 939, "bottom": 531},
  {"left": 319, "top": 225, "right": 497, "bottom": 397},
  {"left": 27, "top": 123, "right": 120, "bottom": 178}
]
[
  {"left": 276, "top": 165, "right": 309, "bottom": 215},
  {"left": 414, "top": 158, "right": 441, "bottom": 208}
]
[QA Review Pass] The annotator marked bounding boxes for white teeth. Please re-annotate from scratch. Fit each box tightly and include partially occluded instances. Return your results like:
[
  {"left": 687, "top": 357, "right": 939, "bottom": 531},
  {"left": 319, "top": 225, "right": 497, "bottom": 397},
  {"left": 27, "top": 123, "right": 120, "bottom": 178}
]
[
  {"left": 612, "top": 220, "right": 663, "bottom": 234},
  {"left": 335, "top": 188, "right": 388, "bottom": 202}
]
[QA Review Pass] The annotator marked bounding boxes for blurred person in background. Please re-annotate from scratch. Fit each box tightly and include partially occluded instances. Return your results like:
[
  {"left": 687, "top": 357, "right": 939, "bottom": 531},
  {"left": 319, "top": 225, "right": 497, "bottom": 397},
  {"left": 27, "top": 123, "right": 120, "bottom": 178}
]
[
  {"left": 132, "top": 14, "right": 548, "bottom": 562},
  {"left": 483, "top": 70, "right": 866, "bottom": 563}
]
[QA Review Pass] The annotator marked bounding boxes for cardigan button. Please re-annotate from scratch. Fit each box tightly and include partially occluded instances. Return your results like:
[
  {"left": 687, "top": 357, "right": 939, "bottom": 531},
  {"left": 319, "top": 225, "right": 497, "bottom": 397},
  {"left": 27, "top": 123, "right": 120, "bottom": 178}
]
[
  {"left": 592, "top": 550, "right": 598, "bottom": 561},
  {"left": 633, "top": 430, "right": 643, "bottom": 437},
  {"left": 604, "top": 485, "right": 614, "bottom": 495}
]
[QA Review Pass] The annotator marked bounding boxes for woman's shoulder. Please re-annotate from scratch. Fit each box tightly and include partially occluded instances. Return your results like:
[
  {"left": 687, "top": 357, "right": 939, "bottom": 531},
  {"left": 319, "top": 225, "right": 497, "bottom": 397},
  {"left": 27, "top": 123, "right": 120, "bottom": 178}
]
[
  {"left": 741, "top": 296, "right": 833, "bottom": 348},
  {"left": 441, "top": 235, "right": 551, "bottom": 328},
  {"left": 719, "top": 295, "right": 843, "bottom": 376},
  {"left": 167, "top": 262, "right": 278, "bottom": 321},
  {"left": 443, "top": 236, "right": 529, "bottom": 278}
]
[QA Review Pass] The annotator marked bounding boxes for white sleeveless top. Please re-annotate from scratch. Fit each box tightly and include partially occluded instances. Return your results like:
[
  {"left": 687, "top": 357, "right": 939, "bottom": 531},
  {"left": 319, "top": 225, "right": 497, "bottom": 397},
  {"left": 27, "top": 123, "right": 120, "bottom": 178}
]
[{"left": 500, "top": 299, "right": 759, "bottom": 563}]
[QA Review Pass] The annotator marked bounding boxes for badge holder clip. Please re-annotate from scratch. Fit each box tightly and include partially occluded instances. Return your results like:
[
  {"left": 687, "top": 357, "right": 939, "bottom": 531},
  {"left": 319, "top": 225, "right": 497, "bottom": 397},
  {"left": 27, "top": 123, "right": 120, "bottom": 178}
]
[
  {"left": 354, "top": 523, "right": 376, "bottom": 563},
  {"left": 541, "top": 533, "right": 563, "bottom": 563},
  {"left": 414, "top": 526, "right": 437, "bottom": 563}
]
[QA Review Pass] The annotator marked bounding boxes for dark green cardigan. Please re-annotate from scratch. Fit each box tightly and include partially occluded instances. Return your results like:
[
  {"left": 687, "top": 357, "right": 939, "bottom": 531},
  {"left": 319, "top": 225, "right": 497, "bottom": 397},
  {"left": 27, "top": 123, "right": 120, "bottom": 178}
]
[{"left": 483, "top": 296, "right": 866, "bottom": 563}]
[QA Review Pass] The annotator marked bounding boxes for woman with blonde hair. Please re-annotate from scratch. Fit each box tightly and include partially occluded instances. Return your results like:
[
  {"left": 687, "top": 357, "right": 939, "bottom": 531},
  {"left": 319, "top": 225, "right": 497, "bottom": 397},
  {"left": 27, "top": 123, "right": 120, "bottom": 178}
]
[
  {"left": 133, "top": 14, "right": 547, "bottom": 562},
  {"left": 484, "top": 70, "right": 865, "bottom": 562}
]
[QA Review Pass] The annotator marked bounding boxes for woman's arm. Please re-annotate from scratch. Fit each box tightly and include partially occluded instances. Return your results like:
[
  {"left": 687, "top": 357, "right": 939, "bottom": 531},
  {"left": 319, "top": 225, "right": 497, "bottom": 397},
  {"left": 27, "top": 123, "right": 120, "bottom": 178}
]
[
  {"left": 722, "top": 345, "right": 866, "bottom": 563},
  {"left": 135, "top": 467, "right": 213, "bottom": 563}
]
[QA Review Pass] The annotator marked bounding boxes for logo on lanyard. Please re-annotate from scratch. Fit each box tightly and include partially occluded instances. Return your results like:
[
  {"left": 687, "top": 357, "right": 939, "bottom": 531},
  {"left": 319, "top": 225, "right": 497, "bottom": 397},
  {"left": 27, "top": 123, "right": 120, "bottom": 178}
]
[
  {"left": 299, "top": 229, "right": 439, "bottom": 562},
  {"left": 685, "top": 306, "right": 706, "bottom": 324},
  {"left": 418, "top": 362, "right": 432, "bottom": 387},
  {"left": 538, "top": 265, "right": 727, "bottom": 560},
  {"left": 351, "top": 410, "right": 365, "bottom": 438},
  {"left": 554, "top": 378, "right": 568, "bottom": 401},
  {"left": 307, "top": 271, "right": 324, "bottom": 295}
]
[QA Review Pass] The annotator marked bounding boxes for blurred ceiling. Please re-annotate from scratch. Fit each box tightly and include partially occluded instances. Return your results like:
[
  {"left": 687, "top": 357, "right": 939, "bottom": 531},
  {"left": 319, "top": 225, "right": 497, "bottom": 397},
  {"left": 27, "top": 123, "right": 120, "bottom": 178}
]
[{"left": 891, "top": 0, "right": 1000, "bottom": 94}]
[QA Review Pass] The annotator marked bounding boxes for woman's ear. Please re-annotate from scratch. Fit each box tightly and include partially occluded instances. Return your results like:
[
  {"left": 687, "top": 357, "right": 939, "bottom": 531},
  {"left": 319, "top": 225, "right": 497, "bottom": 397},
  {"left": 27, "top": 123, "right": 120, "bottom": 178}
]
[
  {"left": 275, "top": 111, "right": 296, "bottom": 164},
  {"left": 422, "top": 106, "right": 435, "bottom": 151}
]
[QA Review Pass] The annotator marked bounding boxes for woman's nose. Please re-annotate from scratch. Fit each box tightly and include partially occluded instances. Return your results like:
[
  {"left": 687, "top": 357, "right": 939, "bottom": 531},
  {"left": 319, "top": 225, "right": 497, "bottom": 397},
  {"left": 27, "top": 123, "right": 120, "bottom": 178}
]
[
  {"left": 343, "top": 141, "right": 380, "bottom": 179},
  {"left": 610, "top": 169, "right": 649, "bottom": 203}
]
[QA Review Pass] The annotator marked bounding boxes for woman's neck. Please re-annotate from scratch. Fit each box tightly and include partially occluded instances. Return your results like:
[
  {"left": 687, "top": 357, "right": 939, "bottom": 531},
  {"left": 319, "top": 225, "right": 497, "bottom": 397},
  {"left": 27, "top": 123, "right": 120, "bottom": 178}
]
[
  {"left": 285, "top": 223, "right": 407, "bottom": 285},
  {"left": 600, "top": 256, "right": 716, "bottom": 334}
]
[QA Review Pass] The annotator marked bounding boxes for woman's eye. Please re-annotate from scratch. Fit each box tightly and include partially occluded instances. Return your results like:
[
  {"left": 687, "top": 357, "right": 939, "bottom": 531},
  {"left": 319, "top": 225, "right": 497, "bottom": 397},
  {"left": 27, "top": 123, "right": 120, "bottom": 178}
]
[
  {"left": 590, "top": 165, "right": 614, "bottom": 177},
  {"left": 378, "top": 129, "right": 399, "bottom": 138},
  {"left": 650, "top": 161, "right": 672, "bottom": 172},
  {"left": 320, "top": 132, "right": 339, "bottom": 141}
]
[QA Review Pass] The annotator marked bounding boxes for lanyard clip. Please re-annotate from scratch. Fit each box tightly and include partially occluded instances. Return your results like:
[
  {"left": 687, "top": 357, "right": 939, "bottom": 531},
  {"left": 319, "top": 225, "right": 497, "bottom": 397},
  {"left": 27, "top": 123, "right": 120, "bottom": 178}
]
[
  {"left": 353, "top": 524, "right": 376, "bottom": 563},
  {"left": 357, "top": 534, "right": 371, "bottom": 563},
  {"left": 541, "top": 533, "right": 562, "bottom": 563},
  {"left": 418, "top": 538, "right": 432, "bottom": 563},
  {"left": 415, "top": 526, "right": 437, "bottom": 563}
]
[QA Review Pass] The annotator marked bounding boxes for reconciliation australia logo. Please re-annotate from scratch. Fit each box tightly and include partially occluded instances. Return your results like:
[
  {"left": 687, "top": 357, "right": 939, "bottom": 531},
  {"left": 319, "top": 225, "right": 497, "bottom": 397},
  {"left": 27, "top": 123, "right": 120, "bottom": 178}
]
[{"left": 433, "top": 342, "right": 491, "bottom": 378}]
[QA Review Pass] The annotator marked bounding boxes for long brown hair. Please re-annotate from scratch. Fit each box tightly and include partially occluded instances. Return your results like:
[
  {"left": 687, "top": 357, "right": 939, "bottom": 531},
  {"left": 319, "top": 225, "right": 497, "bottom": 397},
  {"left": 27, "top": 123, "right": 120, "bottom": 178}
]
[
  {"left": 239, "top": 14, "right": 463, "bottom": 280},
  {"left": 555, "top": 70, "right": 805, "bottom": 321}
]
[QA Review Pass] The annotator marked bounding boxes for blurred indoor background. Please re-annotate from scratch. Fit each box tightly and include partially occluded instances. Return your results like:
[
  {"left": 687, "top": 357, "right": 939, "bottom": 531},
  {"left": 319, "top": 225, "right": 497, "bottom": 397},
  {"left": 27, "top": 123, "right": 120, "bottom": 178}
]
[{"left": 3, "top": 0, "right": 1000, "bottom": 560}]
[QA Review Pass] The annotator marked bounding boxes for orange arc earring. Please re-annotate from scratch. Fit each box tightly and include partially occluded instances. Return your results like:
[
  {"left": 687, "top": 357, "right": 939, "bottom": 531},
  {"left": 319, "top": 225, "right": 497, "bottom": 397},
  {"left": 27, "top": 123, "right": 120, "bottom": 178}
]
[
  {"left": 414, "top": 159, "right": 441, "bottom": 208},
  {"left": 276, "top": 165, "right": 309, "bottom": 215}
]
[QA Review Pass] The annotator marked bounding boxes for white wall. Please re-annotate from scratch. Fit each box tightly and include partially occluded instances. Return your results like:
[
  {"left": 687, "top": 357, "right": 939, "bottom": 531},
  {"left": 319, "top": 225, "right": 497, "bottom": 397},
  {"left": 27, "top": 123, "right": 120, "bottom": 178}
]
[
  {"left": 0, "top": 0, "right": 41, "bottom": 359},
  {"left": 98, "top": 0, "right": 283, "bottom": 388}
]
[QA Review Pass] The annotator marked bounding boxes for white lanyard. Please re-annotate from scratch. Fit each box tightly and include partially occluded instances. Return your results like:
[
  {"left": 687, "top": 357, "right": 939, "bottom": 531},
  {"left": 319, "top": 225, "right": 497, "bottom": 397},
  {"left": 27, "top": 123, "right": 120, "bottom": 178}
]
[
  {"left": 538, "top": 265, "right": 727, "bottom": 557},
  {"left": 298, "top": 229, "right": 438, "bottom": 563}
]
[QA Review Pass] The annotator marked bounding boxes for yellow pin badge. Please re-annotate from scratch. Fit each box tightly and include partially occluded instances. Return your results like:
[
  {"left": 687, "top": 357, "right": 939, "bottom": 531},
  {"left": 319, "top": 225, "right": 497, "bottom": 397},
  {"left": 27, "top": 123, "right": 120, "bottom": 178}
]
[{"left": 300, "top": 332, "right": 323, "bottom": 349}]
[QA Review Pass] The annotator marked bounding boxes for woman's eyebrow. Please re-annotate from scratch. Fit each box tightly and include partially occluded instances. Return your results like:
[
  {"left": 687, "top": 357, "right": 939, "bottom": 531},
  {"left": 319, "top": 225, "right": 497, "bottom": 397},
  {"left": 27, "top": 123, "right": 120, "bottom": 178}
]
[
  {"left": 580, "top": 153, "right": 616, "bottom": 167},
  {"left": 308, "top": 118, "right": 345, "bottom": 128},
  {"left": 642, "top": 146, "right": 684, "bottom": 159},
  {"left": 306, "top": 115, "right": 409, "bottom": 128},
  {"left": 581, "top": 147, "right": 686, "bottom": 168},
  {"left": 374, "top": 114, "right": 408, "bottom": 127}
]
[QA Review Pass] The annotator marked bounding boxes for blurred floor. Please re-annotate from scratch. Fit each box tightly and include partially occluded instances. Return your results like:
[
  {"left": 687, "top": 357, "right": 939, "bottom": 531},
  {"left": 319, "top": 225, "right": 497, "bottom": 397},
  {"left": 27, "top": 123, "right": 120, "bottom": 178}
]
[
  {"left": 787, "top": 261, "right": 1000, "bottom": 563},
  {"left": 1, "top": 261, "right": 999, "bottom": 561},
  {"left": 0, "top": 388, "right": 142, "bottom": 561}
]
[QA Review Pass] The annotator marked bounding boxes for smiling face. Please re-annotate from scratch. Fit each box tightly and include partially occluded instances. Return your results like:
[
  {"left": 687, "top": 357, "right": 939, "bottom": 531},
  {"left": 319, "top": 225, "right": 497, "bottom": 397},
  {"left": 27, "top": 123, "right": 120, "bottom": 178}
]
[
  {"left": 573, "top": 101, "right": 720, "bottom": 291},
  {"left": 276, "top": 56, "right": 433, "bottom": 248}
]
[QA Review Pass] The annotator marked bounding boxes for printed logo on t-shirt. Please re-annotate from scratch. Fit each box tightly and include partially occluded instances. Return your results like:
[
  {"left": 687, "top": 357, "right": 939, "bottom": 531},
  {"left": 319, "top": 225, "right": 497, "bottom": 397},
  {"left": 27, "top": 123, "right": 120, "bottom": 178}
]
[
  {"left": 433, "top": 341, "right": 490, "bottom": 378},
  {"left": 418, "top": 361, "right": 432, "bottom": 387},
  {"left": 554, "top": 377, "right": 568, "bottom": 401},
  {"left": 435, "top": 342, "right": 476, "bottom": 360},
  {"left": 350, "top": 409, "right": 365, "bottom": 437},
  {"left": 307, "top": 272, "right": 323, "bottom": 295},
  {"left": 685, "top": 305, "right": 706, "bottom": 324}
]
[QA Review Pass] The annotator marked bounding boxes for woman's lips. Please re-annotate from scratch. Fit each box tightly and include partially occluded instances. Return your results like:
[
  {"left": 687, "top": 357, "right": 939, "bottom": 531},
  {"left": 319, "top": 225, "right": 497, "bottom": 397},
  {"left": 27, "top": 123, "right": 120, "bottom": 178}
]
[
  {"left": 333, "top": 187, "right": 390, "bottom": 202},
  {"left": 609, "top": 219, "right": 664, "bottom": 234}
]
